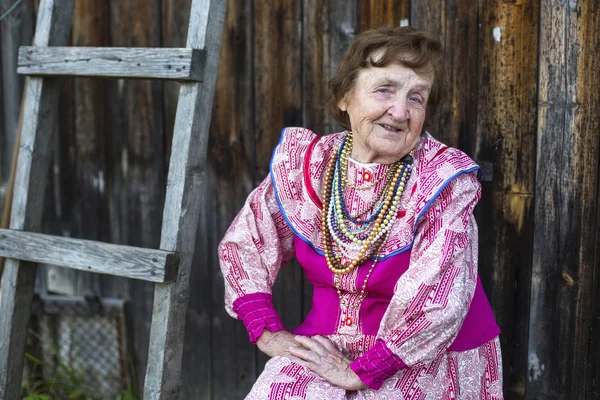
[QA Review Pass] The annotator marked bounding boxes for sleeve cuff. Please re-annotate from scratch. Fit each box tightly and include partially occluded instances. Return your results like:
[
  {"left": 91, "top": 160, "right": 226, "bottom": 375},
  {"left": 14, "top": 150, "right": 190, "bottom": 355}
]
[
  {"left": 350, "top": 339, "right": 407, "bottom": 390},
  {"left": 232, "top": 293, "right": 285, "bottom": 344}
]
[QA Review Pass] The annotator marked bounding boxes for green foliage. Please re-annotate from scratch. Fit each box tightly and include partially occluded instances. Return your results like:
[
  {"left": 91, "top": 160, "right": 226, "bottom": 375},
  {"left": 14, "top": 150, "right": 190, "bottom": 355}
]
[
  {"left": 21, "top": 351, "right": 137, "bottom": 400},
  {"left": 21, "top": 351, "right": 99, "bottom": 400},
  {"left": 115, "top": 385, "right": 137, "bottom": 400}
]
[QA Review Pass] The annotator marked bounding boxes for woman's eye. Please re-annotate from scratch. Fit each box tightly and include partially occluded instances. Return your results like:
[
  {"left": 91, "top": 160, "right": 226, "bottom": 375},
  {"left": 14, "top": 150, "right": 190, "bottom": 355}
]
[
  {"left": 377, "top": 88, "right": 390, "bottom": 94},
  {"left": 409, "top": 96, "right": 423, "bottom": 104}
]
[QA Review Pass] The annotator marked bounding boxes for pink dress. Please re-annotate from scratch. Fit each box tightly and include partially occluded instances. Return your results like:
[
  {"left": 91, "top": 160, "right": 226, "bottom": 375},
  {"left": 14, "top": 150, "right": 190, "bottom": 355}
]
[{"left": 218, "top": 128, "right": 504, "bottom": 399}]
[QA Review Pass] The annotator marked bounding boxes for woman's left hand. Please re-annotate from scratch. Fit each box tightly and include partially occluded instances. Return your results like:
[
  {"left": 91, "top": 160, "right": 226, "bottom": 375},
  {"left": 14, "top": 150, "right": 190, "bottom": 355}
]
[{"left": 288, "top": 335, "right": 367, "bottom": 391}]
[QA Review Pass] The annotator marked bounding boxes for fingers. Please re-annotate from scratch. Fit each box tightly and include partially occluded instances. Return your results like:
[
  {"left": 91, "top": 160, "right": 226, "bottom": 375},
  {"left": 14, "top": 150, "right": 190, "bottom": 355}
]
[
  {"left": 311, "top": 335, "right": 338, "bottom": 353},
  {"left": 288, "top": 345, "right": 319, "bottom": 364},
  {"left": 294, "top": 335, "right": 332, "bottom": 356},
  {"left": 285, "top": 354, "right": 309, "bottom": 368}
]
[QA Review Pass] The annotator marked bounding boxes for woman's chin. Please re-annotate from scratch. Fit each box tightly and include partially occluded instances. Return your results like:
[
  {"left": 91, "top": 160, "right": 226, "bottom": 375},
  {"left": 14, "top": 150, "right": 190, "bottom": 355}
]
[
  {"left": 365, "top": 148, "right": 407, "bottom": 164},
  {"left": 372, "top": 128, "right": 409, "bottom": 145}
]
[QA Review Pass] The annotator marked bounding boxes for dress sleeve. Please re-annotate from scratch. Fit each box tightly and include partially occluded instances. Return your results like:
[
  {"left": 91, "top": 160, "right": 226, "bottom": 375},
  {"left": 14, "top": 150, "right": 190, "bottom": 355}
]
[
  {"left": 218, "top": 174, "right": 296, "bottom": 343},
  {"left": 350, "top": 172, "right": 481, "bottom": 389}
]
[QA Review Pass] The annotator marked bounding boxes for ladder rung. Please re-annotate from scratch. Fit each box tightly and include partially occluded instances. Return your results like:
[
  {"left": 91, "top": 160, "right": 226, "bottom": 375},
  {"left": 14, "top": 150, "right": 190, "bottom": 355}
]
[
  {"left": 17, "top": 46, "right": 205, "bottom": 81},
  {"left": 32, "top": 295, "right": 126, "bottom": 318},
  {"left": 0, "top": 229, "right": 179, "bottom": 283}
]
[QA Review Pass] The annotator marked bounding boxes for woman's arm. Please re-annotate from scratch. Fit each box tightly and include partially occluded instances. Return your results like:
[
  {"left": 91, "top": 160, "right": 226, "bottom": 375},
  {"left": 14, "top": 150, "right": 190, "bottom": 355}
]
[
  {"left": 218, "top": 175, "right": 295, "bottom": 344},
  {"left": 350, "top": 172, "right": 482, "bottom": 390}
]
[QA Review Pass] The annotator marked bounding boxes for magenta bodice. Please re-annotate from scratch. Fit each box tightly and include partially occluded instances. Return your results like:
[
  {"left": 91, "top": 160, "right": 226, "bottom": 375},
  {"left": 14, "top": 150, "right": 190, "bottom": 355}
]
[{"left": 292, "top": 236, "right": 499, "bottom": 351}]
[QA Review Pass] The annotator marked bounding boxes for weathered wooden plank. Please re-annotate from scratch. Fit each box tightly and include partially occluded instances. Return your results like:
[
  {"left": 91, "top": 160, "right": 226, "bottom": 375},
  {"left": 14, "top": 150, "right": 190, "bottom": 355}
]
[
  {"left": 424, "top": 0, "right": 478, "bottom": 151},
  {"left": 18, "top": 46, "right": 206, "bottom": 80},
  {"left": 253, "top": 0, "right": 305, "bottom": 378},
  {"left": 254, "top": 0, "right": 303, "bottom": 179},
  {"left": 529, "top": 1, "right": 600, "bottom": 398},
  {"left": 143, "top": 0, "right": 227, "bottom": 398},
  {"left": 0, "top": 0, "right": 33, "bottom": 182},
  {"left": 161, "top": 0, "right": 192, "bottom": 156},
  {"left": 408, "top": 0, "right": 458, "bottom": 148},
  {"left": 31, "top": 294, "right": 126, "bottom": 318},
  {"left": 410, "top": 0, "right": 444, "bottom": 40},
  {"left": 303, "top": 0, "right": 330, "bottom": 135},
  {"left": 190, "top": 0, "right": 257, "bottom": 398},
  {"left": 43, "top": 0, "right": 112, "bottom": 298},
  {"left": 301, "top": 0, "right": 329, "bottom": 321},
  {"left": 0, "top": 1, "right": 74, "bottom": 398},
  {"left": 0, "top": 80, "right": 27, "bottom": 281},
  {"left": 473, "top": 2, "right": 539, "bottom": 399},
  {"left": 358, "top": 0, "right": 410, "bottom": 31},
  {"left": 0, "top": 229, "right": 178, "bottom": 282},
  {"left": 160, "top": 0, "right": 213, "bottom": 398},
  {"left": 409, "top": 2, "right": 539, "bottom": 398},
  {"left": 106, "top": 0, "right": 166, "bottom": 393},
  {"left": 325, "top": 0, "right": 357, "bottom": 134},
  {"left": 592, "top": 188, "right": 600, "bottom": 399},
  {"left": 0, "top": 40, "right": 3, "bottom": 185}
]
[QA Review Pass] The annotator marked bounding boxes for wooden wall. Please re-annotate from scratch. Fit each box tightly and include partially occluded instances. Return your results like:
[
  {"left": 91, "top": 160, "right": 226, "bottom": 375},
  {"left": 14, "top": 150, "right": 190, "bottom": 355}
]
[{"left": 0, "top": 0, "right": 599, "bottom": 399}]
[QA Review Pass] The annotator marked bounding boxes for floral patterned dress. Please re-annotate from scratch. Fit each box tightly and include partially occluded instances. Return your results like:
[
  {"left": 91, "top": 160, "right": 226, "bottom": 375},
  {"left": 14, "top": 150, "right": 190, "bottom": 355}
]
[{"left": 218, "top": 128, "right": 504, "bottom": 399}]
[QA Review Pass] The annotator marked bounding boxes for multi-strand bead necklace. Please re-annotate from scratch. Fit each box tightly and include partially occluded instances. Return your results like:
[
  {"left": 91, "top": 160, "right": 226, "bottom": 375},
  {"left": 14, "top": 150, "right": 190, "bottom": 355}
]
[{"left": 321, "top": 131, "right": 413, "bottom": 314}]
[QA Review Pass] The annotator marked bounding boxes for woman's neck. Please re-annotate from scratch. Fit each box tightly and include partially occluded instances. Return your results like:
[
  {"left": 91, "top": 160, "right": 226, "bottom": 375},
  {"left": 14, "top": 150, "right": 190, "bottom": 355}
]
[{"left": 349, "top": 147, "right": 404, "bottom": 165}]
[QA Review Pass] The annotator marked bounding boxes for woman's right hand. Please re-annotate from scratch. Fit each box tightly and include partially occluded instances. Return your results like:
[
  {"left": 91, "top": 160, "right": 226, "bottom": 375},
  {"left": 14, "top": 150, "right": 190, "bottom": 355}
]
[{"left": 256, "top": 330, "right": 298, "bottom": 358}]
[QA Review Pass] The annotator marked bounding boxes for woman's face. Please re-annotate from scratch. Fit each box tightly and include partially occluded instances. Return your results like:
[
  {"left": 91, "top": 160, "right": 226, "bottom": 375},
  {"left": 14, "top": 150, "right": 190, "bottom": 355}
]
[{"left": 338, "top": 60, "right": 433, "bottom": 164}]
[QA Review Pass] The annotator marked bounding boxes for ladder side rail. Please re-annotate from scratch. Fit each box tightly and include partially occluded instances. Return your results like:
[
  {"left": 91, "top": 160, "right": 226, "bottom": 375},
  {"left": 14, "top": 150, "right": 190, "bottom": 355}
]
[
  {"left": 0, "top": 1, "right": 74, "bottom": 398},
  {"left": 143, "top": 0, "right": 227, "bottom": 398},
  {"left": 0, "top": 229, "right": 179, "bottom": 283}
]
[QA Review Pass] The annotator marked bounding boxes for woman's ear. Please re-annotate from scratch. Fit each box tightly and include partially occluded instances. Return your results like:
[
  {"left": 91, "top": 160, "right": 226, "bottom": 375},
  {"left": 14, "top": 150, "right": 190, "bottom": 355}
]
[{"left": 337, "top": 95, "right": 348, "bottom": 112}]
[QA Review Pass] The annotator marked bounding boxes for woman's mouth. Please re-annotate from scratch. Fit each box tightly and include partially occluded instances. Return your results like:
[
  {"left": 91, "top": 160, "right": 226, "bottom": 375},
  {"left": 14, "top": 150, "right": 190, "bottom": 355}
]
[{"left": 379, "top": 123, "right": 402, "bottom": 133}]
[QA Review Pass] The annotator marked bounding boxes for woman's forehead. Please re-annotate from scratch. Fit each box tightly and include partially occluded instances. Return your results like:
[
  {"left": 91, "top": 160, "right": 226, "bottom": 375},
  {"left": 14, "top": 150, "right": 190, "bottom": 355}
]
[{"left": 357, "top": 64, "right": 433, "bottom": 89}]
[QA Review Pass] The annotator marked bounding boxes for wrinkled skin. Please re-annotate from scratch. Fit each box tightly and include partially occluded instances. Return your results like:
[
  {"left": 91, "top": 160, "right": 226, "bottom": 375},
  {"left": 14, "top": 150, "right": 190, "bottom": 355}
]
[
  {"left": 256, "top": 330, "right": 297, "bottom": 358},
  {"left": 338, "top": 56, "right": 433, "bottom": 164},
  {"left": 257, "top": 331, "right": 366, "bottom": 391},
  {"left": 289, "top": 335, "right": 367, "bottom": 391}
]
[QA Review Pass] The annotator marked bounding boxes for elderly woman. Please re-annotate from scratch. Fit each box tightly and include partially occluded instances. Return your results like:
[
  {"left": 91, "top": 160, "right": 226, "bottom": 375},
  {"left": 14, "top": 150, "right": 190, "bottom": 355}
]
[{"left": 218, "top": 27, "right": 503, "bottom": 399}]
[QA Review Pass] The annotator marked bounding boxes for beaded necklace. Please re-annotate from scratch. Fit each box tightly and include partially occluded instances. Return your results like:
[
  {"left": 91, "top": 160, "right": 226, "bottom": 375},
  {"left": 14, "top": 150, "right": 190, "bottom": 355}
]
[
  {"left": 334, "top": 146, "right": 401, "bottom": 225},
  {"left": 348, "top": 177, "right": 394, "bottom": 220},
  {"left": 321, "top": 131, "right": 413, "bottom": 275},
  {"left": 334, "top": 230, "right": 391, "bottom": 311}
]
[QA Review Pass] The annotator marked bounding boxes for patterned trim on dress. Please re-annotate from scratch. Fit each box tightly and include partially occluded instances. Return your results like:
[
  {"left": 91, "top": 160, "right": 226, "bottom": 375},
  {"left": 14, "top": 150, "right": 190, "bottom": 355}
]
[{"left": 270, "top": 127, "right": 481, "bottom": 261}]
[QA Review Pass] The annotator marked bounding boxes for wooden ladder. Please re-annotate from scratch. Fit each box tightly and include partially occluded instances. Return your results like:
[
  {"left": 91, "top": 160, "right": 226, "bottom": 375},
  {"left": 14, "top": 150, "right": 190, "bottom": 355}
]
[{"left": 0, "top": 0, "right": 226, "bottom": 398}]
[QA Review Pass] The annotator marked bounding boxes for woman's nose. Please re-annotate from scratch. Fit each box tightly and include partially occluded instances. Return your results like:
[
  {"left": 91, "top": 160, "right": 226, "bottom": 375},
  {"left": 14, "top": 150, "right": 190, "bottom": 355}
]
[{"left": 387, "top": 99, "right": 410, "bottom": 121}]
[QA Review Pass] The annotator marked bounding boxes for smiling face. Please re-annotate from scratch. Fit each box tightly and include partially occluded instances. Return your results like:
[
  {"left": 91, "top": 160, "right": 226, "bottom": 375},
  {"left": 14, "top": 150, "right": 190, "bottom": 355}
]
[{"left": 338, "top": 61, "right": 433, "bottom": 164}]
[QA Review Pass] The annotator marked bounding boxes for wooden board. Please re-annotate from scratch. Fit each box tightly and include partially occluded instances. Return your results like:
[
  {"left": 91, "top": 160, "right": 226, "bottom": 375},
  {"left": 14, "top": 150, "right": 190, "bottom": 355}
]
[
  {"left": 143, "top": 0, "right": 227, "bottom": 398},
  {"left": 0, "top": 1, "right": 74, "bottom": 398},
  {"left": 302, "top": 0, "right": 327, "bottom": 321},
  {"left": 326, "top": 0, "right": 358, "bottom": 135},
  {"left": 42, "top": 0, "right": 113, "bottom": 302},
  {"left": 18, "top": 46, "right": 205, "bottom": 81},
  {"left": 0, "top": 229, "right": 178, "bottom": 282},
  {"left": 474, "top": 2, "right": 539, "bottom": 398},
  {"left": 410, "top": 0, "right": 444, "bottom": 40},
  {"left": 200, "top": 0, "right": 258, "bottom": 398},
  {"left": 529, "top": 1, "right": 600, "bottom": 398},
  {"left": 0, "top": 0, "right": 33, "bottom": 181},
  {"left": 31, "top": 294, "right": 126, "bottom": 318},
  {"left": 303, "top": 0, "right": 328, "bottom": 136},
  {"left": 107, "top": 0, "right": 167, "bottom": 392},
  {"left": 358, "top": 0, "right": 410, "bottom": 31},
  {"left": 159, "top": 0, "right": 217, "bottom": 397},
  {"left": 253, "top": 0, "right": 305, "bottom": 379}
]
